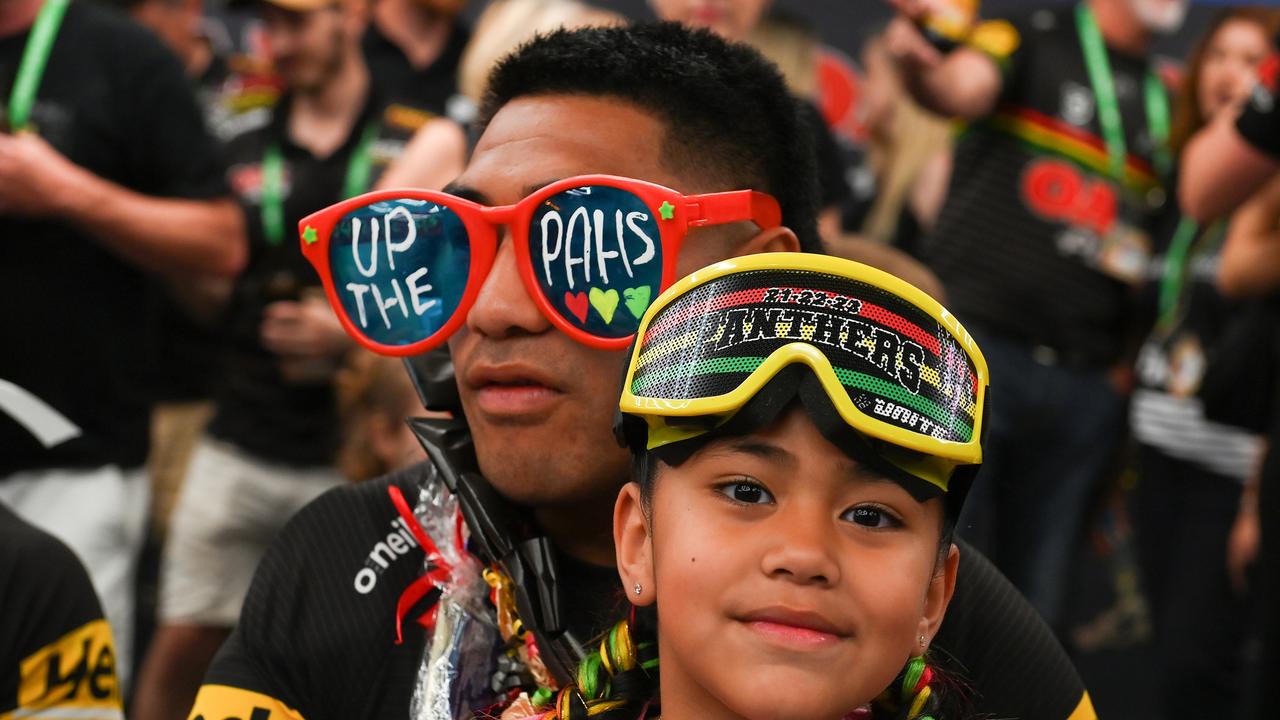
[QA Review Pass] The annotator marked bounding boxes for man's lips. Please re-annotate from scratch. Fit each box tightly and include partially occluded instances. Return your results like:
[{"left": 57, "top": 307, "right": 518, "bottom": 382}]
[
  {"left": 465, "top": 364, "right": 565, "bottom": 417},
  {"left": 738, "top": 606, "right": 851, "bottom": 648}
]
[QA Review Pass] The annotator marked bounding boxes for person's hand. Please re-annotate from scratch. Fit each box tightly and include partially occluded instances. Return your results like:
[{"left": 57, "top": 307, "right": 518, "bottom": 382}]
[
  {"left": 261, "top": 295, "right": 353, "bottom": 359},
  {"left": 884, "top": 0, "right": 944, "bottom": 70},
  {"left": 0, "top": 131, "right": 86, "bottom": 217},
  {"left": 1227, "top": 500, "right": 1260, "bottom": 595},
  {"left": 261, "top": 295, "right": 354, "bottom": 383}
]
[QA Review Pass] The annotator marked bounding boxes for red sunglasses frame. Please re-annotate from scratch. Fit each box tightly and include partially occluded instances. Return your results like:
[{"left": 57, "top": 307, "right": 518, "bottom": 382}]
[{"left": 299, "top": 174, "right": 782, "bottom": 354}]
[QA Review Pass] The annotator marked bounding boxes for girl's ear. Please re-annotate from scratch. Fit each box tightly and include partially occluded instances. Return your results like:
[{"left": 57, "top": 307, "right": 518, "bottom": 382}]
[
  {"left": 614, "top": 482, "right": 656, "bottom": 606},
  {"left": 917, "top": 542, "right": 960, "bottom": 653}
]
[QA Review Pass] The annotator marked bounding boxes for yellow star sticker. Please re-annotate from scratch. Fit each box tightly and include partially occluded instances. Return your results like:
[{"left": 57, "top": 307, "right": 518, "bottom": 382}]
[
  {"left": 302, "top": 225, "right": 319, "bottom": 245},
  {"left": 658, "top": 201, "right": 675, "bottom": 221}
]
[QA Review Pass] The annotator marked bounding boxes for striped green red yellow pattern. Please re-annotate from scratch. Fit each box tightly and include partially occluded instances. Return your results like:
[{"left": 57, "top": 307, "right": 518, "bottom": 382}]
[{"left": 984, "top": 104, "right": 1159, "bottom": 192}]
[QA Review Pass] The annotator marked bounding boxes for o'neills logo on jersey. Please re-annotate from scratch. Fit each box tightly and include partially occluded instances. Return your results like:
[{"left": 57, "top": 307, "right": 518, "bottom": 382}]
[{"left": 352, "top": 515, "right": 422, "bottom": 594}]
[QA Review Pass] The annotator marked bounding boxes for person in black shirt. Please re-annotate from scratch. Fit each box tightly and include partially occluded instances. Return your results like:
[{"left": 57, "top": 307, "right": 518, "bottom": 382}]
[
  {"left": 1, "top": 501, "right": 124, "bottom": 720},
  {"left": 363, "top": 0, "right": 467, "bottom": 123},
  {"left": 191, "top": 23, "right": 1094, "bottom": 720},
  {"left": 886, "top": 0, "right": 1181, "bottom": 628},
  {"left": 1129, "top": 11, "right": 1279, "bottom": 716},
  {"left": 0, "top": 0, "right": 243, "bottom": 689},
  {"left": 132, "top": 0, "right": 417, "bottom": 715},
  {"left": 1180, "top": 29, "right": 1280, "bottom": 720}
]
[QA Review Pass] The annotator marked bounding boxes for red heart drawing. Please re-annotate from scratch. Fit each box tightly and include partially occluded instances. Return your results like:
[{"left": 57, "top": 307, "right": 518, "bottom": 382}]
[{"left": 564, "top": 291, "right": 590, "bottom": 324}]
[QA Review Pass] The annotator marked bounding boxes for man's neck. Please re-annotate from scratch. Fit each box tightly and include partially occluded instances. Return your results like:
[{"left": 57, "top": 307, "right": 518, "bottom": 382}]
[
  {"left": 288, "top": 53, "right": 370, "bottom": 158},
  {"left": 535, "top": 501, "right": 617, "bottom": 568},
  {"left": 372, "top": 0, "right": 450, "bottom": 70},
  {"left": 0, "top": 0, "right": 45, "bottom": 37},
  {"left": 1089, "top": 0, "right": 1150, "bottom": 56}
]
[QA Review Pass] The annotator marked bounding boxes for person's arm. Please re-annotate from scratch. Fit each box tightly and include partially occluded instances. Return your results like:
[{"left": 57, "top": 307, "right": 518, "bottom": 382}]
[
  {"left": 1219, "top": 174, "right": 1280, "bottom": 299},
  {"left": 883, "top": 0, "right": 1003, "bottom": 120},
  {"left": 824, "top": 233, "right": 946, "bottom": 301},
  {"left": 375, "top": 117, "right": 467, "bottom": 191},
  {"left": 0, "top": 131, "right": 246, "bottom": 279},
  {"left": 1180, "top": 110, "right": 1280, "bottom": 223}
]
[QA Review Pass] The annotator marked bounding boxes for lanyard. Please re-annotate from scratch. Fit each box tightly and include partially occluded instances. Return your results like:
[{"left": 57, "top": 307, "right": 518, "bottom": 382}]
[
  {"left": 1156, "top": 217, "right": 1221, "bottom": 330},
  {"left": 5, "top": 0, "right": 70, "bottom": 132},
  {"left": 1075, "top": 3, "right": 1171, "bottom": 184},
  {"left": 260, "top": 121, "right": 379, "bottom": 247}
]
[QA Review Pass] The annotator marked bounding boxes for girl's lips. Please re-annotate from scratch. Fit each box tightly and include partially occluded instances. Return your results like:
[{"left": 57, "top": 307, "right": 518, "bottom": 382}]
[{"left": 744, "top": 619, "right": 842, "bottom": 648}]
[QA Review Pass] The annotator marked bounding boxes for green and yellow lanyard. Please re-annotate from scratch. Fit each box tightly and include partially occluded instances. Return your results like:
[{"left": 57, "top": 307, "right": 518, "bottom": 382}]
[
  {"left": 1075, "top": 2, "right": 1171, "bottom": 184},
  {"left": 259, "top": 121, "right": 379, "bottom": 247},
  {"left": 5, "top": 0, "right": 70, "bottom": 132}
]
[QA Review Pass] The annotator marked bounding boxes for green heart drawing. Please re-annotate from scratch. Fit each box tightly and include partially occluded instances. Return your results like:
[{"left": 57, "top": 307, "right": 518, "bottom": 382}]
[
  {"left": 623, "top": 286, "right": 652, "bottom": 320},
  {"left": 588, "top": 287, "right": 620, "bottom": 324}
]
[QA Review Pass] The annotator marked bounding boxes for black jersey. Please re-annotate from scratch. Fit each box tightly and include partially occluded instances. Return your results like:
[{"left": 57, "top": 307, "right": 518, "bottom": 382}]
[
  {"left": 0, "top": 0, "right": 229, "bottom": 475},
  {"left": 191, "top": 460, "right": 1093, "bottom": 720},
  {"left": 0, "top": 502, "right": 122, "bottom": 720},
  {"left": 926, "top": 6, "right": 1167, "bottom": 368},
  {"left": 206, "top": 92, "right": 422, "bottom": 467},
  {"left": 362, "top": 22, "right": 468, "bottom": 122}
]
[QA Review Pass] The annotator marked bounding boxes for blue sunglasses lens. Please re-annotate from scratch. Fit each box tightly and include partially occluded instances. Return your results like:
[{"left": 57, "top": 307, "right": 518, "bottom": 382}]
[
  {"left": 528, "top": 184, "right": 664, "bottom": 339},
  {"left": 329, "top": 198, "right": 470, "bottom": 347}
]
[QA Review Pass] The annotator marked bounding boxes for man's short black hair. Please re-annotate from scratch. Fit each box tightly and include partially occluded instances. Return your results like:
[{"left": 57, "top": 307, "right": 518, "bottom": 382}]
[{"left": 478, "top": 22, "right": 822, "bottom": 253}]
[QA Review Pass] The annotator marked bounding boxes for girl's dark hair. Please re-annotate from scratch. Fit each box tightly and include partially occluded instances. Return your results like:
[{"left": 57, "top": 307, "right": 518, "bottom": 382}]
[
  {"left": 478, "top": 22, "right": 822, "bottom": 252},
  {"left": 1168, "top": 8, "right": 1280, "bottom": 156}
]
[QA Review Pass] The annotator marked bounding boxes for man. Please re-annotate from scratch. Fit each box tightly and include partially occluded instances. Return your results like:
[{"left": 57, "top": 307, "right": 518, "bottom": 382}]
[
  {"left": 1, "top": 501, "right": 124, "bottom": 720},
  {"left": 0, "top": 0, "right": 244, "bottom": 689},
  {"left": 885, "top": 0, "right": 1185, "bottom": 626},
  {"left": 363, "top": 0, "right": 467, "bottom": 123},
  {"left": 131, "top": 0, "right": 424, "bottom": 715},
  {"left": 190, "top": 24, "right": 1094, "bottom": 720}
]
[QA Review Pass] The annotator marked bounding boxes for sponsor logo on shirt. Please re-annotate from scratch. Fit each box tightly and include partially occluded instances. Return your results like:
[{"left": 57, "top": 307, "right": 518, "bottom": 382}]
[
  {"left": 188, "top": 685, "right": 305, "bottom": 720},
  {"left": 351, "top": 515, "right": 422, "bottom": 595},
  {"left": 0, "top": 619, "right": 122, "bottom": 720}
]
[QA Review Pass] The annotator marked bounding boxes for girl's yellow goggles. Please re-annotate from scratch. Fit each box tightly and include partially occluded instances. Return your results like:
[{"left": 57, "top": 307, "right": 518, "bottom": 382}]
[{"left": 618, "top": 253, "right": 989, "bottom": 494}]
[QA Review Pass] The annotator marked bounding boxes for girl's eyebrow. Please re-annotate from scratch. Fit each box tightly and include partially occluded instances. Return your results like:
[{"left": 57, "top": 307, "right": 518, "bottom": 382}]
[{"left": 705, "top": 439, "right": 796, "bottom": 468}]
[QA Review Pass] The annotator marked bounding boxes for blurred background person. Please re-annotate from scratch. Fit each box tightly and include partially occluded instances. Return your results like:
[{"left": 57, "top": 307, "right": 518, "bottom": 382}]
[
  {"left": 1180, "top": 19, "right": 1280, "bottom": 717},
  {"left": 843, "top": 26, "right": 952, "bottom": 259},
  {"left": 376, "top": 0, "right": 618, "bottom": 189},
  {"left": 335, "top": 354, "right": 435, "bottom": 481},
  {"left": 1, "top": 500, "right": 124, "bottom": 720},
  {"left": 885, "top": 0, "right": 1184, "bottom": 630},
  {"left": 364, "top": 0, "right": 469, "bottom": 122},
  {"left": 130, "top": 0, "right": 429, "bottom": 713},
  {"left": 1128, "top": 9, "right": 1279, "bottom": 717},
  {"left": 0, "top": 0, "right": 245, "bottom": 692},
  {"left": 649, "top": 0, "right": 853, "bottom": 244}
]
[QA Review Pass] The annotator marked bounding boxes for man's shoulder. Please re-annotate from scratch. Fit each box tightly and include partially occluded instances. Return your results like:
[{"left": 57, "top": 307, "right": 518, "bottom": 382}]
[
  {"left": 264, "top": 464, "right": 433, "bottom": 599},
  {"left": 198, "top": 465, "right": 437, "bottom": 719},
  {"left": 61, "top": 2, "right": 179, "bottom": 71}
]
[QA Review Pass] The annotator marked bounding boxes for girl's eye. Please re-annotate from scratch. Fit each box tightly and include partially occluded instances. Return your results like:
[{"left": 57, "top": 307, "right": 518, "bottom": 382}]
[
  {"left": 843, "top": 505, "right": 901, "bottom": 529},
  {"left": 717, "top": 480, "right": 774, "bottom": 505}
]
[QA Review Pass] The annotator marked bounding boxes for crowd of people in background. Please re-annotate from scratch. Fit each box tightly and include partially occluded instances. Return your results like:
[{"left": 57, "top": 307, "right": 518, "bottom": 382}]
[{"left": 3, "top": 0, "right": 1280, "bottom": 718}]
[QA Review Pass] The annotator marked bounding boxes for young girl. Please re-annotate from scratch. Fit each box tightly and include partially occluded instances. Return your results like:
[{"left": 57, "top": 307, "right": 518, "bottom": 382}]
[{"left": 505, "top": 252, "right": 989, "bottom": 719}]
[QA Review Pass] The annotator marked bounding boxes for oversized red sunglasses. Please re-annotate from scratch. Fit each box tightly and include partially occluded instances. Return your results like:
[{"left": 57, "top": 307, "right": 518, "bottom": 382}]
[{"left": 299, "top": 174, "right": 781, "bottom": 354}]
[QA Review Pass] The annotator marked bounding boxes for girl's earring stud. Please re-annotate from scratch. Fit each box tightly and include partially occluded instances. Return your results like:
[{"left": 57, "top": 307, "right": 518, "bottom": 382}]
[{"left": 633, "top": 582, "right": 643, "bottom": 596}]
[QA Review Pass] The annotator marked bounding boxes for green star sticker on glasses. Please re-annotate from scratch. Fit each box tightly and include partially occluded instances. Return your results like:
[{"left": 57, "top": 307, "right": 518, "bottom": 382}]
[
  {"left": 302, "top": 225, "right": 319, "bottom": 245},
  {"left": 658, "top": 201, "right": 675, "bottom": 221}
]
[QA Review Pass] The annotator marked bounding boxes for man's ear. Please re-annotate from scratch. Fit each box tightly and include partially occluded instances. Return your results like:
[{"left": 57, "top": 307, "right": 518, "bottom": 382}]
[
  {"left": 733, "top": 226, "right": 800, "bottom": 256},
  {"left": 614, "top": 482, "right": 656, "bottom": 606},
  {"left": 917, "top": 542, "right": 959, "bottom": 653}
]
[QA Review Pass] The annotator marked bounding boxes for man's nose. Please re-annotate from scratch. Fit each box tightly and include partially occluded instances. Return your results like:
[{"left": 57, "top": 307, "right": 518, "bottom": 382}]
[{"left": 465, "top": 232, "right": 552, "bottom": 340}]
